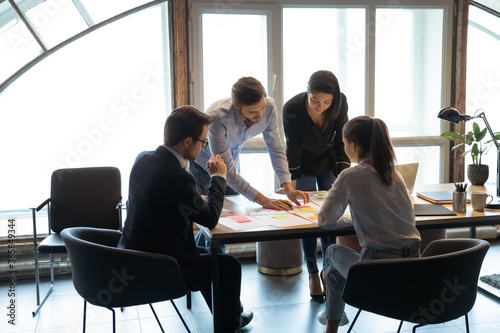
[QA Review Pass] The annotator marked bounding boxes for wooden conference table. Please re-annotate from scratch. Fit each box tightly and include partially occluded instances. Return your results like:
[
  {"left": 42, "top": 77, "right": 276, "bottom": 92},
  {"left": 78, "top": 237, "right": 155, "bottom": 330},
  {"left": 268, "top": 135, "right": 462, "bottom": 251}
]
[{"left": 198, "top": 183, "right": 500, "bottom": 333}]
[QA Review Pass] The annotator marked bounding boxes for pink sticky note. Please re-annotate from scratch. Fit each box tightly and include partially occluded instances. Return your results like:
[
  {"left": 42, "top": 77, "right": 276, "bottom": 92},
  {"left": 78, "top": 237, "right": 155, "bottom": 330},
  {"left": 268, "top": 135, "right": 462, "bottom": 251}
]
[{"left": 227, "top": 216, "right": 251, "bottom": 223}]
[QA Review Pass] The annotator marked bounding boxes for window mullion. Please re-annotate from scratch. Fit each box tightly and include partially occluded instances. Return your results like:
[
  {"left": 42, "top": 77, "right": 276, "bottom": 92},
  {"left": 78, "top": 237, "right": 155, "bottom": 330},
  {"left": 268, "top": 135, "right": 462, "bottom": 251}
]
[
  {"left": 366, "top": 4, "right": 376, "bottom": 117},
  {"left": 71, "top": 0, "right": 95, "bottom": 27},
  {"left": 8, "top": 0, "right": 48, "bottom": 51}
]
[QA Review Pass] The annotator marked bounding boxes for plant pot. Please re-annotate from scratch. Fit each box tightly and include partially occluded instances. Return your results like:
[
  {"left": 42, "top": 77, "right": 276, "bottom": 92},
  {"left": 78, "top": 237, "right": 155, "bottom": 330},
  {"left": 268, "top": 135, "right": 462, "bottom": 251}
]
[{"left": 467, "top": 164, "right": 489, "bottom": 185}]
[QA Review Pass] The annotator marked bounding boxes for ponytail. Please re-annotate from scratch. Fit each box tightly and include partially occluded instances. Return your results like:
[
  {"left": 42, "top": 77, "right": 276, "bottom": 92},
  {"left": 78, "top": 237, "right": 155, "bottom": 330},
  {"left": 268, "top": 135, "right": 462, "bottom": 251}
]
[
  {"left": 343, "top": 116, "right": 396, "bottom": 185},
  {"left": 370, "top": 119, "right": 396, "bottom": 185}
]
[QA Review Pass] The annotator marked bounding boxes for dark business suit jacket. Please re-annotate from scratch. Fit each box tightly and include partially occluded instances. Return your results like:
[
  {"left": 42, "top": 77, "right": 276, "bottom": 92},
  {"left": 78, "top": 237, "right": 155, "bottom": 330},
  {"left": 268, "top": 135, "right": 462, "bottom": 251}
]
[
  {"left": 119, "top": 146, "right": 226, "bottom": 288},
  {"left": 283, "top": 92, "right": 350, "bottom": 180}
]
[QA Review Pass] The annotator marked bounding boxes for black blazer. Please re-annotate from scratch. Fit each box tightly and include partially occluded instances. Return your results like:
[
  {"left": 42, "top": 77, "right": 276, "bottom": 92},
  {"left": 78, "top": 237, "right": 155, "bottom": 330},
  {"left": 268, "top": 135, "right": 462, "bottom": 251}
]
[
  {"left": 119, "top": 146, "right": 225, "bottom": 287},
  {"left": 283, "top": 92, "right": 350, "bottom": 180}
]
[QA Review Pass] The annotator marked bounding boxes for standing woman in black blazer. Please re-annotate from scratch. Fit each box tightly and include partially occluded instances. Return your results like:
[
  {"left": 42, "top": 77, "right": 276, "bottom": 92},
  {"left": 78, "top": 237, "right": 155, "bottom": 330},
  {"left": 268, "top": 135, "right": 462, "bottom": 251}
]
[{"left": 283, "top": 70, "right": 352, "bottom": 302}]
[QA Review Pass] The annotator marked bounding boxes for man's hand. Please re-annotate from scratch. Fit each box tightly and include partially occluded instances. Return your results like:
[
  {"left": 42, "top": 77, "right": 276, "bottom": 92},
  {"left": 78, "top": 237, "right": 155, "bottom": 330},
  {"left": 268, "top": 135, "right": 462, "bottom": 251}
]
[
  {"left": 275, "top": 179, "right": 297, "bottom": 194},
  {"left": 282, "top": 182, "right": 310, "bottom": 206},
  {"left": 261, "top": 197, "right": 294, "bottom": 211},
  {"left": 253, "top": 192, "right": 293, "bottom": 211},
  {"left": 206, "top": 154, "right": 227, "bottom": 177}
]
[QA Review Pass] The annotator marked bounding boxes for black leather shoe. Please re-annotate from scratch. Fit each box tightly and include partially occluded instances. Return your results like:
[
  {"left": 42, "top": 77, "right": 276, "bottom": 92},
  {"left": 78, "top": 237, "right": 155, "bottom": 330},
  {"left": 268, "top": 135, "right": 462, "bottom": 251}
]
[
  {"left": 310, "top": 293, "right": 326, "bottom": 303},
  {"left": 238, "top": 311, "right": 254, "bottom": 329}
]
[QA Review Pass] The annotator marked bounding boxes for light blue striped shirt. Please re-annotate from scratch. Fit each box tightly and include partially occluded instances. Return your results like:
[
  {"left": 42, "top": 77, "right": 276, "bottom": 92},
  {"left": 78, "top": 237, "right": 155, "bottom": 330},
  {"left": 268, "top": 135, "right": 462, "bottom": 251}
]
[{"left": 194, "top": 97, "right": 292, "bottom": 200}]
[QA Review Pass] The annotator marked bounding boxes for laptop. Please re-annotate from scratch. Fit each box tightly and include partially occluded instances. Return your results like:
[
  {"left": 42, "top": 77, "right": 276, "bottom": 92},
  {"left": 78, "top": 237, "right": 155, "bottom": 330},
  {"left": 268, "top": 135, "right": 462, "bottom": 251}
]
[{"left": 396, "top": 163, "right": 419, "bottom": 194}]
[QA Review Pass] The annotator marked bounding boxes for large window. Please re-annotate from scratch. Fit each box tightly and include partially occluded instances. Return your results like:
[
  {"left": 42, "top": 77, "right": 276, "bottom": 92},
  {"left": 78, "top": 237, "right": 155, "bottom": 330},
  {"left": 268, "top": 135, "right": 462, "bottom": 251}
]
[
  {"left": 283, "top": 7, "right": 366, "bottom": 119},
  {"left": 375, "top": 8, "right": 444, "bottom": 138},
  {"left": 191, "top": 3, "right": 275, "bottom": 193},
  {"left": 466, "top": 4, "right": 500, "bottom": 183},
  {"left": 198, "top": 12, "right": 269, "bottom": 109},
  {"left": 190, "top": 0, "right": 453, "bottom": 192},
  {"left": 0, "top": 1, "right": 171, "bottom": 236}
]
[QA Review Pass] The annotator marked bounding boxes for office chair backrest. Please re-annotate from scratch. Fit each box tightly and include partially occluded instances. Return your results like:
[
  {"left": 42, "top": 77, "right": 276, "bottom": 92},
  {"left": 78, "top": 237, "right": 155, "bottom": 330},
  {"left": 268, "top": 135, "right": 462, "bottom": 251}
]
[
  {"left": 51, "top": 167, "right": 121, "bottom": 233},
  {"left": 343, "top": 238, "right": 489, "bottom": 325},
  {"left": 61, "top": 227, "right": 188, "bottom": 308}
]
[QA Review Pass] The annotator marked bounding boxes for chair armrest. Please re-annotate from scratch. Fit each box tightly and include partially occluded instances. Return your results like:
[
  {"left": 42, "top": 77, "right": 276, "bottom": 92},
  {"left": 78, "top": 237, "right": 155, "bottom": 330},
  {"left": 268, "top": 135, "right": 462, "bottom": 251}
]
[
  {"left": 31, "top": 198, "right": 51, "bottom": 240},
  {"left": 115, "top": 198, "right": 123, "bottom": 210},
  {"left": 422, "top": 238, "right": 487, "bottom": 257},
  {"left": 33, "top": 198, "right": 51, "bottom": 212},
  {"left": 116, "top": 197, "right": 123, "bottom": 230}
]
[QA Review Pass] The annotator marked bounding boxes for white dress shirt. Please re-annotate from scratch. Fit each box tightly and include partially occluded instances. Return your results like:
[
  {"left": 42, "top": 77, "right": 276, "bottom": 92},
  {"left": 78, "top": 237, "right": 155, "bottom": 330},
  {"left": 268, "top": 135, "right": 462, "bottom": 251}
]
[
  {"left": 318, "top": 159, "right": 420, "bottom": 250},
  {"left": 162, "top": 145, "right": 187, "bottom": 169}
]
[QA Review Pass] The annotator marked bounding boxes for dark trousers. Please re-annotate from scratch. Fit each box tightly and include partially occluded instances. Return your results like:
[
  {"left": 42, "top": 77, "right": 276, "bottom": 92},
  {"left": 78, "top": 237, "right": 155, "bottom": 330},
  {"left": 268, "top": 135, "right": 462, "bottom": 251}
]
[
  {"left": 296, "top": 172, "right": 337, "bottom": 274},
  {"left": 186, "top": 247, "right": 243, "bottom": 331}
]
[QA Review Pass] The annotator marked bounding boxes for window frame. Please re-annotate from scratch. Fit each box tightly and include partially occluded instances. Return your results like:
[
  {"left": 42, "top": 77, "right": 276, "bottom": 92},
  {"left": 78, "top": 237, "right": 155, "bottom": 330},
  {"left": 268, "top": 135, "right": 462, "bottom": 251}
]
[
  {"left": 189, "top": 0, "right": 454, "bottom": 186},
  {"left": 0, "top": 0, "right": 172, "bottom": 239},
  {"left": 0, "top": 0, "right": 168, "bottom": 95}
]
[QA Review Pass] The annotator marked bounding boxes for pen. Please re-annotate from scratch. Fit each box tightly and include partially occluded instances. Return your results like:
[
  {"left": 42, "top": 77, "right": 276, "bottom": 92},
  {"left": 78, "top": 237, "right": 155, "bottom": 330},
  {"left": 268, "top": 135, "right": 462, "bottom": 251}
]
[{"left": 454, "top": 182, "right": 468, "bottom": 192}]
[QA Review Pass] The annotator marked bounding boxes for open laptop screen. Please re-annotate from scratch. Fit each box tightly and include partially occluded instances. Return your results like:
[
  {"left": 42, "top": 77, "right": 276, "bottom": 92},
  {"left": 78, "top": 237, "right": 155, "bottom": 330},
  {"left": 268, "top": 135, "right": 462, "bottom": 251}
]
[{"left": 396, "top": 163, "right": 419, "bottom": 194}]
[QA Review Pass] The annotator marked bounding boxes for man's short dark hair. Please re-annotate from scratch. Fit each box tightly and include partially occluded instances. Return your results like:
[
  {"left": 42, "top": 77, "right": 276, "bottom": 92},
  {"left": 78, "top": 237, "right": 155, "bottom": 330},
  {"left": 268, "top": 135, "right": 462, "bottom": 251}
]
[
  {"left": 231, "top": 77, "right": 266, "bottom": 108},
  {"left": 164, "top": 105, "right": 212, "bottom": 147}
]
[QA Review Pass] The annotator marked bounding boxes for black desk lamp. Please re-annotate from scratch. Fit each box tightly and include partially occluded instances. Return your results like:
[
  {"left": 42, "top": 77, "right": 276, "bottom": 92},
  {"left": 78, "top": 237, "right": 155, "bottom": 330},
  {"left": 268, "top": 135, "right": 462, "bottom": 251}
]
[{"left": 438, "top": 107, "right": 500, "bottom": 209}]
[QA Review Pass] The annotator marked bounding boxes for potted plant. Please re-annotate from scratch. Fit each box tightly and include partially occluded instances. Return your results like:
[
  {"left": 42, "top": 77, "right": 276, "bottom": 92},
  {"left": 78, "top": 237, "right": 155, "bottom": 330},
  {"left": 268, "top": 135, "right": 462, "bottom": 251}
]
[{"left": 441, "top": 122, "right": 499, "bottom": 185}]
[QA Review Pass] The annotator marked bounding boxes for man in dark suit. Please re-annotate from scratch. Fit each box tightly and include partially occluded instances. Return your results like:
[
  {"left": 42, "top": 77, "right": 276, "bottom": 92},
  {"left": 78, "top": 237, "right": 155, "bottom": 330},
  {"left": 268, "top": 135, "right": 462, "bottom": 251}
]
[{"left": 119, "top": 105, "right": 253, "bottom": 332}]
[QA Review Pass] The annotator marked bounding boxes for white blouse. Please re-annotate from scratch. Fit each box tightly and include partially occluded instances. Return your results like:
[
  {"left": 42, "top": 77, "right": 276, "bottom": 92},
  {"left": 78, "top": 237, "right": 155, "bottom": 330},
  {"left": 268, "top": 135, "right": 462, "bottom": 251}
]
[{"left": 318, "top": 159, "right": 421, "bottom": 250}]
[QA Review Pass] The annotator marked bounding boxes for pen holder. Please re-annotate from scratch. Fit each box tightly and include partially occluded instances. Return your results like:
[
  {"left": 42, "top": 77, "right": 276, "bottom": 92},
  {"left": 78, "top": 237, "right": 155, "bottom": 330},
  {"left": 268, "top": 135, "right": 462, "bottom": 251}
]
[{"left": 452, "top": 191, "right": 467, "bottom": 213}]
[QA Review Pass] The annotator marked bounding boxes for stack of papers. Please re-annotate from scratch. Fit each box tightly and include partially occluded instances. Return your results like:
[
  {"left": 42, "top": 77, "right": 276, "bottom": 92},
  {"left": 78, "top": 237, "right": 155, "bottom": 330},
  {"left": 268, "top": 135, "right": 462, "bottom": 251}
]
[
  {"left": 309, "top": 191, "right": 328, "bottom": 208},
  {"left": 218, "top": 216, "right": 268, "bottom": 231},
  {"left": 217, "top": 200, "right": 318, "bottom": 230},
  {"left": 253, "top": 212, "right": 316, "bottom": 228},
  {"left": 289, "top": 205, "right": 320, "bottom": 221},
  {"left": 218, "top": 192, "right": 336, "bottom": 231}
]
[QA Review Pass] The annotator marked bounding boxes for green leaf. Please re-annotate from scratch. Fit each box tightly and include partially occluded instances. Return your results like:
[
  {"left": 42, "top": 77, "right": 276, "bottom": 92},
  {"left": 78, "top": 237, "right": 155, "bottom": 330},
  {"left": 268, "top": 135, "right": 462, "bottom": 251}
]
[
  {"left": 471, "top": 143, "right": 479, "bottom": 156},
  {"left": 472, "top": 122, "right": 480, "bottom": 135},
  {"left": 441, "top": 131, "right": 462, "bottom": 141},
  {"left": 442, "top": 124, "right": 495, "bottom": 163},
  {"left": 476, "top": 127, "right": 487, "bottom": 142},
  {"left": 465, "top": 131, "right": 474, "bottom": 145}
]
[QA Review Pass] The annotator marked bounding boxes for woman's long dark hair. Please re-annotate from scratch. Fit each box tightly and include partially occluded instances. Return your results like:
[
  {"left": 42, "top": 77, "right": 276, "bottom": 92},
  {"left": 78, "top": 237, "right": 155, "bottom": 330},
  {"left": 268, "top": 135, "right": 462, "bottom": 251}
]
[
  {"left": 343, "top": 116, "right": 396, "bottom": 185},
  {"left": 307, "top": 70, "right": 342, "bottom": 130}
]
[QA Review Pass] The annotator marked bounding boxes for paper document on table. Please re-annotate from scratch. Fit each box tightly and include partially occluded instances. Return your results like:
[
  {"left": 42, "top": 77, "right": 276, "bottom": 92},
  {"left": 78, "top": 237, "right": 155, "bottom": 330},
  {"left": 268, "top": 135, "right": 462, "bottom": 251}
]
[
  {"left": 255, "top": 212, "right": 316, "bottom": 228},
  {"left": 289, "top": 205, "right": 320, "bottom": 222},
  {"left": 245, "top": 206, "right": 282, "bottom": 216},
  {"left": 218, "top": 216, "right": 268, "bottom": 231},
  {"left": 309, "top": 191, "right": 329, "bottom": 208}
]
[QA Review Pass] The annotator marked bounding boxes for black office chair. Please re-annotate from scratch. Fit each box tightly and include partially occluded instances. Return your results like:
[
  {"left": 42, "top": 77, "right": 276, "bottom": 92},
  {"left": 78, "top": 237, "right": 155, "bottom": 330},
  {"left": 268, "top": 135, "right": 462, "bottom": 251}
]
[
  {"left": 61, "top": 227, "right": 191, "bottom": 333},
  {"left": 343, "top": 238, "right": 490, "bottom": 333},
  {"left": 31, "top": 167, "right": 122, "bottom": 316}
]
